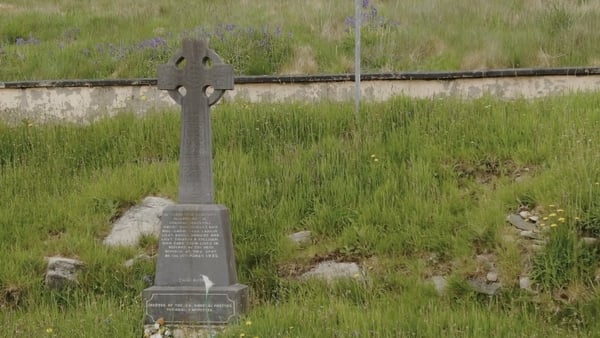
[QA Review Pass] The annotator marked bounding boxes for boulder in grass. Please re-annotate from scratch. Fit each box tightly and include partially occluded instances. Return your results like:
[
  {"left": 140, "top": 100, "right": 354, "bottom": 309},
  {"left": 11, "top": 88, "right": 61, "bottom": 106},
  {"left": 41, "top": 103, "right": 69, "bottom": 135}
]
[
  {"left": 103, "top": 196, "right": 174, "bottom": 247},
  {"left": 45, "top": 257, "right": 85, "bottom": 290}
]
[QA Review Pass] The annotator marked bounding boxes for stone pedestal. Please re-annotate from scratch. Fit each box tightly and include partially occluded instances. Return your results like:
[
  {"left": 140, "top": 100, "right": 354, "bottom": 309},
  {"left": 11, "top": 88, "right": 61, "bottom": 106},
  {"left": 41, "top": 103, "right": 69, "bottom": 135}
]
[
  {"left": 143, "top": 285, "right": 248, "bottom": 325},
  {"left": 143, "top": 204, "right": 248, "bottom": 325}
]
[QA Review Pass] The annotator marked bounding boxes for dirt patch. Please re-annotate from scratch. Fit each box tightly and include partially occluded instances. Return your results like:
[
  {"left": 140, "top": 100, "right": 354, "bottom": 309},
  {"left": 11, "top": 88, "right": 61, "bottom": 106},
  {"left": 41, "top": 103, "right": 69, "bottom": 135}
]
[
  {"left": 0, "top": 285, "right": 23, "bottom": 309},
  {"left": 452, "top": 159, "right": 533, "bottom": 185}
]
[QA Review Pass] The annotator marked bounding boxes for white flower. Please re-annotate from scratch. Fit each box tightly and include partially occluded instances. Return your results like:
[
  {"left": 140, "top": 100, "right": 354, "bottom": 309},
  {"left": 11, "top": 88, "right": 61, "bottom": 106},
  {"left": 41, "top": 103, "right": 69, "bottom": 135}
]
[
  {"left": 201, "top": 274, "right": 214, "bottom": 292},
  {"left": 154, "top": 323, "right": 160, "bottom": 330}
]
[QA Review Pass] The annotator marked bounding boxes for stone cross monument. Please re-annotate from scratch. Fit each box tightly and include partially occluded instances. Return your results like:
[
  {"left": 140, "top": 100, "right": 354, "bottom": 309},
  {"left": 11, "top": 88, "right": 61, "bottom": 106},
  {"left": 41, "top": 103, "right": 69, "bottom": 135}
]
[{"left": 143, "top": 38, "right": 248, "bottom": 328}]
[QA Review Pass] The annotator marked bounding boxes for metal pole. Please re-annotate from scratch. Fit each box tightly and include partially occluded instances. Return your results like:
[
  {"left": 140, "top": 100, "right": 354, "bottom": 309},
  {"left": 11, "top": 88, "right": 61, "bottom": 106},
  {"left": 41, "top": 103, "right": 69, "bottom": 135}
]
[{"left": 354, "top": 0, "right": 361, "bottom": 116}]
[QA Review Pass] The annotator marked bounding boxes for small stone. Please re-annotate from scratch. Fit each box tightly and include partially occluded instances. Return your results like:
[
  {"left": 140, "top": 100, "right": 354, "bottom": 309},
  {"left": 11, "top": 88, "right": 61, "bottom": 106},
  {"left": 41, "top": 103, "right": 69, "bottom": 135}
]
[
  {"left": 288, "top": 230, "right": 312, "bottom": 244},
  {"left": 520, "top": 230, "right": 538, "bottom": 239},
  {"left": 507, "top": 214, "right": 536, "bottom": 231},
  {"left": 431, "top": 275, "right": 448, "bottom": 294},
  {"left": 468, "top": 278, "right": 501, "bottom": 295},
  {"left": 486, "top": 272, "right": 498, "bottom": 282},
  {"left": 528, "top": 215, "right": 539, "bottom": 223},
  {"left": 301, "top": 261, "right": 362, "bottom": 282},
  {"left": 45, "top": 256, "right": 85, "bottom": 290},
  {"left": 519, "top": 211, "right": 531, "bottom": 219},
  {"left": 519, "top": 276, "right": 531, "bottom": 290}
]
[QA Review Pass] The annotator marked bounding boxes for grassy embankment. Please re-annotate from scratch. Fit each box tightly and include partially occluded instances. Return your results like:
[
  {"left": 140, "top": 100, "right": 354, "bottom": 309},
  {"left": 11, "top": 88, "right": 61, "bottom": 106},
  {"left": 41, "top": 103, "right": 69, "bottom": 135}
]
[
  {"left": 2, "top": 0, "right": 600, "bottom": 80},
  {"left": 2, "top": 96, "right": 600, "bottom": 336}
]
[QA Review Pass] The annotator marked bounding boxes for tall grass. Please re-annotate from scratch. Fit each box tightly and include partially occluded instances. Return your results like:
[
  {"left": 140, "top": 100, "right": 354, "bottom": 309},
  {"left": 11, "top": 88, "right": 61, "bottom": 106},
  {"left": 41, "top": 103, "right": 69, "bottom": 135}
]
[
  {"left": 2, "top": 0, "right": 600, "bottom": 80},
  {"left": 2, "top": 95, "right": 600, "bottom": 336}
]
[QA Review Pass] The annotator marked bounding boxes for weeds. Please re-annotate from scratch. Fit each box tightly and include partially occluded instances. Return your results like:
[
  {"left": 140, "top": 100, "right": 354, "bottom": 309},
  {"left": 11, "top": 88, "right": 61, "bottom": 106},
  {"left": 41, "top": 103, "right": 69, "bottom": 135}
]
[{"left": 2, "top": 95, "right": 600, "bottom": 335}]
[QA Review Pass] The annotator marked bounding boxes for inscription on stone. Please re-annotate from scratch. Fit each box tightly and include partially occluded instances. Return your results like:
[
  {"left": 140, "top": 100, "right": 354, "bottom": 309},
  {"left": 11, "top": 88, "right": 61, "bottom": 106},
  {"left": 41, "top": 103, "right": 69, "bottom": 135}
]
[
  {"left": 146, "top": 292, "right": 236, "bottom": 324},
  {"left": 161, "top": 212, "right": 221, "bottom": 259}
]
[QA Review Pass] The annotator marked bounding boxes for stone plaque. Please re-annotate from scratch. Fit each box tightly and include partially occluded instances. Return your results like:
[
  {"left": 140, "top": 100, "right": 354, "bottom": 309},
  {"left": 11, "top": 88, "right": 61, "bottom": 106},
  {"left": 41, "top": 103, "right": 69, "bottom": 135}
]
[
  {"left": 154, "top": 204, "right": 237, "bottom": 286},
  {"left": 143, "top": 39, "right": 247, "bottom": 327},
  {"left": 144, "top": 285, "right": 248, "bottom": 324}
]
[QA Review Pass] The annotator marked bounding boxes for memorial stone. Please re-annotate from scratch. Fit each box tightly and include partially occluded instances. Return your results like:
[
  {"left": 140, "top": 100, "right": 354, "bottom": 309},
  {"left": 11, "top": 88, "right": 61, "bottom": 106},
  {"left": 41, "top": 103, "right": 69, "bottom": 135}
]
[{"left": 143, "top": 38, "right": 248, "bottom": 327}]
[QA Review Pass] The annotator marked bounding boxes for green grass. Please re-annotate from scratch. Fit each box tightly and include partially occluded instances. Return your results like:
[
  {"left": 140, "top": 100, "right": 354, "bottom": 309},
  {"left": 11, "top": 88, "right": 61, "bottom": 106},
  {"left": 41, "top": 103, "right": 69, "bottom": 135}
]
[
  {"left": 2, "top": 0, "right": 600, "bottom": 81},
  {"left": 2, "top": 95, "right": 600, "bottom": 336}
]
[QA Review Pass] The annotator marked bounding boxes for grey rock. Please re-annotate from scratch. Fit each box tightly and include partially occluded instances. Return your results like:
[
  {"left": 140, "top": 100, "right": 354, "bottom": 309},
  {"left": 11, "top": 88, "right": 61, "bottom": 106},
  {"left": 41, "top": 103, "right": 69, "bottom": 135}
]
[
  {"left": 506, "top": 214, "right": 536, "bottom": 231},
  {"left": 519, "top": 276, "right": 532, "bottom": 290},
  {"left": 45, "top": 257, "right": 85, "bottom": 290},
  {"left": 486, "top": 272, "right": 498, "bottom": 282},
  {"left": 103, "top": 196, "right": 174, "bottom": 247},
  {"left": 431, "top": 275, "right": 448, "bottom": 294},
  {"left": 519, "top": 211, "right": 531, "bottom": 219},
  {"left": 301, "top": 261, "right": 362, "bottom": 282},
  {"left": 528, "top": 215, "right": 540, "bottom": 223},
  {"left": 520, "top": 230, "right": 538, "bottom": 239},
  {"left": 468, "top": 278, "right": 501, "bottom": 295},
  {"left": 288, "top": 230, "right": 312, "bottom": 244}
]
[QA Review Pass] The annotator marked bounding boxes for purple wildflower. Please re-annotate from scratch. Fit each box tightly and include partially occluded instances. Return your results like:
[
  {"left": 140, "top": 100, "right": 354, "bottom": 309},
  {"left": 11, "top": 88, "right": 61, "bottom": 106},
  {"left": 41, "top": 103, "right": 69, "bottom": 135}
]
[{"left": 138, "top": 37, "right": 167, "bottom": 50}]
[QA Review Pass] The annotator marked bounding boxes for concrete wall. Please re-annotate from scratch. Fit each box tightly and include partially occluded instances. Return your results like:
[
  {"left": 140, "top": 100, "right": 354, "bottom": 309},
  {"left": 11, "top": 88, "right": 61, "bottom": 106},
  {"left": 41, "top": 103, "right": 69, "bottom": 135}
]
[{"left": 1, "top": 70, "right": 600, "bottom": 124}]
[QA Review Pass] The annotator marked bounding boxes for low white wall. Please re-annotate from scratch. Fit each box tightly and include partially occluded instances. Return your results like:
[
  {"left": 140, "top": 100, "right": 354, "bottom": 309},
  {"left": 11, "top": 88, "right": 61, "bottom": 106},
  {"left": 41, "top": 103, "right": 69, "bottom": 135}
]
[{"left": 1, "top": 75, "right": 600, "bottom": 124}]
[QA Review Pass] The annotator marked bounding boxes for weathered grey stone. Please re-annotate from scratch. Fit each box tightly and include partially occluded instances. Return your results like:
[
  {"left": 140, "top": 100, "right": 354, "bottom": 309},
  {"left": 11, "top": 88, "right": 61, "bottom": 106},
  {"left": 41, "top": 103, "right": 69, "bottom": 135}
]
[
  {"left": 520, "top": 230, "right": 538, "bottom": 239},
  {"left": 104, "top": 196, "right": 174, "bottom": 247},
  {"left": 518, "top": 210, "right": 531, "bottom": 219},
  {"left": 431, "top": 275, "right": 448, "bottom": 294},
  {"left": 467, "top": 278, "right": 501, "bottom": 295},
  {"left": 153, "top": 205, "right": 238, "bottom": 287},
  {"left": 301, "top": 261, "right": 362, "bottom": 282},
  {"left": 506, "top": 214, "right": 536, "bottom": 231},
  {"left": 288, "top": 230, "right": 312, "bottom": 244},
  {"left": 486, "top": 272, "right": 499, "bottom": 282},
  {"left": 143, "top": 39, "right": 246, "bottom": 328},
  {"left": 519, "top": 276, "right": 532, "bottom": 290},
  {"left": 45, "top": 257, "right": 85, "bottom": 290}
]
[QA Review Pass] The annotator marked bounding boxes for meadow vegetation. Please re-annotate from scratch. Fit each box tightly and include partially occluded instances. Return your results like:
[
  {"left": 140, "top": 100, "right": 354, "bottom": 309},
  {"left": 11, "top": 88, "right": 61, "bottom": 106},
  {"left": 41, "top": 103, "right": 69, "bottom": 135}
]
[
  {"left": 2, "top": 0, "right": 600, "bottom": 80},
  {"left": 2, "top": 95, "right": 600, "bottom": 336}
]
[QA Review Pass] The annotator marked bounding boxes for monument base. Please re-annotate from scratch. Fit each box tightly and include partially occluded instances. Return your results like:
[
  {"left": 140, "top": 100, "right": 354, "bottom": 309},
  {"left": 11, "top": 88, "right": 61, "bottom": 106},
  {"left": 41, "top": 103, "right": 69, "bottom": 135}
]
[{"left": 143, "top": 284, "right": 248, "bottom": 325}]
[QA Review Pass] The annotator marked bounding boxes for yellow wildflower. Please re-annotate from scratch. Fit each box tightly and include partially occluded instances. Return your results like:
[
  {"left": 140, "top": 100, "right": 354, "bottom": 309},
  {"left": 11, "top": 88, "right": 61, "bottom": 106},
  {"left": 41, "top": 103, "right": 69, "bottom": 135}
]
[
  {"left": 550, "top": 223, "right": 558, "bottom": 227},
  {"left": 46, "top": 328, "right": 53, "bottom": 334},
  {"left": 556, "top": 209, "right": 564, "bottom": 213},
  {"left": 558, "top": 217, "right": 566, "bottom": 223},
  {"left": 240, "top": 334, "right": 246, "bottom": 337},
  {"left": 549, "top": 204, "right": 556, "bottom": 208},
  {"left": 543, "top": 217, "right": 549, "bottom": 221},
  {"left": 370, "top": 154, "right": 376, "bottom": 158},
  {"left": 549, "top": 213, "right": 557, "bottom": 217},
  {"left": 245, "top": 320, "right": 252, "bottom": 326}
]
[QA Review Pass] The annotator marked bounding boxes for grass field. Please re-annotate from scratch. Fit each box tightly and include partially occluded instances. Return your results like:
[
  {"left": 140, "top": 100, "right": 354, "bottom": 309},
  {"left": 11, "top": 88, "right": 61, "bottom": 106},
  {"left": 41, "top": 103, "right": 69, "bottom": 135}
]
[
  {"left": 2, "top": 0, "right": 600, "bottom": 80},
  {"left": 2, "top": 95, "right": 600, "bottom": 336}
]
